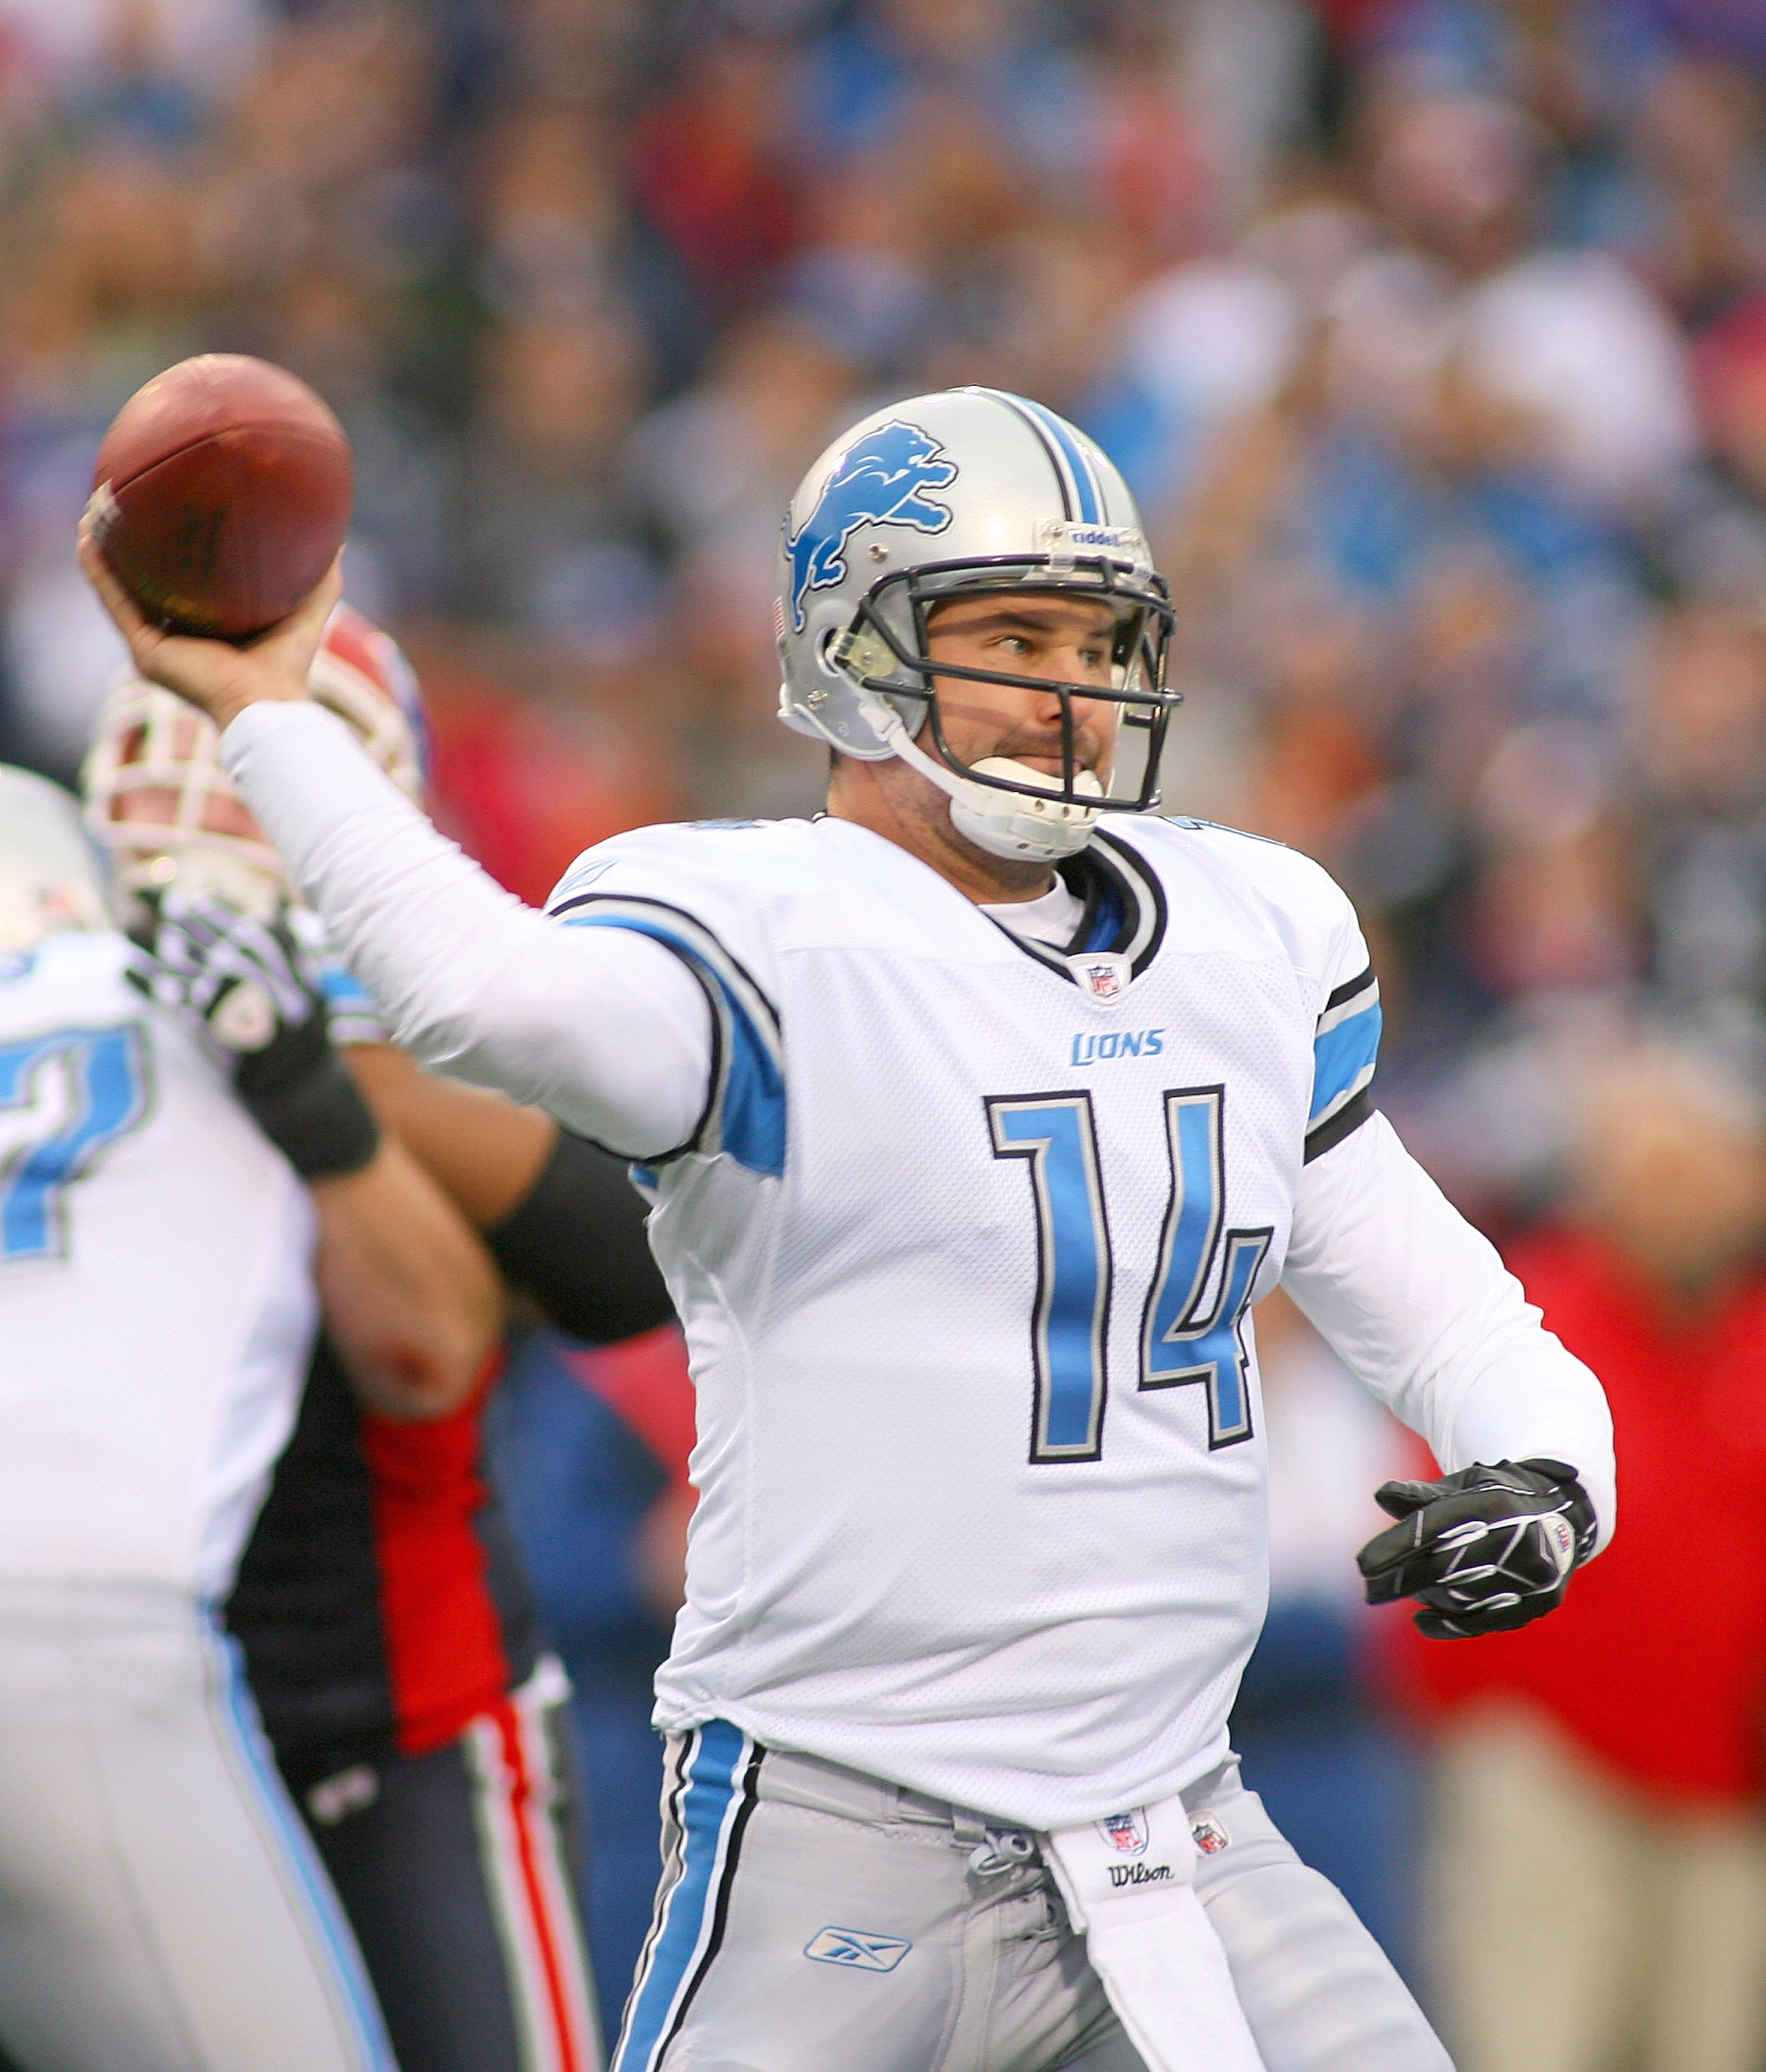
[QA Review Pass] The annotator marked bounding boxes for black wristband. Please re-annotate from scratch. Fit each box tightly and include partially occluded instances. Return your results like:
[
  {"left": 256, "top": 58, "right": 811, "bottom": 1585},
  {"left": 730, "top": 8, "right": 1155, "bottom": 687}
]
[
  {"left": 241, "top": 1044, "right": 382, "bottom": 1180},
  {"left": 486, "top": 1130, "right": 674, "bottom": 1343}
]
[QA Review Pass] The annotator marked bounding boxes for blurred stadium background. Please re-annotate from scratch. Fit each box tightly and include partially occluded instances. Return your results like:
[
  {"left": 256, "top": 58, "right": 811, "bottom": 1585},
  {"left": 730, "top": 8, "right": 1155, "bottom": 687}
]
[{"left": 6, "top": 1, "right": 1766, "bottom": 2065}]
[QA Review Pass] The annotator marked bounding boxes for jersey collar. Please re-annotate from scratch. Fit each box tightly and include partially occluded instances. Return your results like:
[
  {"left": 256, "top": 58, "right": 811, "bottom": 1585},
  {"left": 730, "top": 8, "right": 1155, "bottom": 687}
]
[{"left": 983, "top": 829, "right": 1167, "bottom": 992}]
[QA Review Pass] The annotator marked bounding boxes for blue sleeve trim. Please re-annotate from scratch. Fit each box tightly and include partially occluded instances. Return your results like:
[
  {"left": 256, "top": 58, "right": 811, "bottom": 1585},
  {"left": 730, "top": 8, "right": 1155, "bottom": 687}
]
[
  {"left": 1309, "top": 999, "right": 1381, "bottom": 1125},
  {"left": 553, "top": 897, "right": 786, "bottom": 1180}
]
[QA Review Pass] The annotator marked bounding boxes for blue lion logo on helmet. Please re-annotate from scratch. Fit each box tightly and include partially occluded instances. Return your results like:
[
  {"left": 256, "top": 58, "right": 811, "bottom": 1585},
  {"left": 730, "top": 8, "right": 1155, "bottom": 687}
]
[{"left": 787, "top": 421, "right": 957, "bottom": 632}]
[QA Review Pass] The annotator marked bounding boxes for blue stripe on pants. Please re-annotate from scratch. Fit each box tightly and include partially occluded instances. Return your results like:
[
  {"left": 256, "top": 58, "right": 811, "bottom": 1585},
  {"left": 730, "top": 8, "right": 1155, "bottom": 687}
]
[{"left": 613, "top": 1721, "right": 751, "bottom": 2072}]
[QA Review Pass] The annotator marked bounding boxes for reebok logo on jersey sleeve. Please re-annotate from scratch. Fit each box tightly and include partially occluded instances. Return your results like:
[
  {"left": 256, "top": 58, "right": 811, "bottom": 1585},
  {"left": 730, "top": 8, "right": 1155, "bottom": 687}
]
[{"left": 549, "top": 858, "right": 616, "bottom": 903}]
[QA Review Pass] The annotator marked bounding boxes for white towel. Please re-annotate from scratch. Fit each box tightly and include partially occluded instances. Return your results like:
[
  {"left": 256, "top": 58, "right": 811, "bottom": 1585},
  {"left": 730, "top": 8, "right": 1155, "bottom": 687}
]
[{"left": 1044, "top": 1798, "right": 1267, "bottom": 2072}]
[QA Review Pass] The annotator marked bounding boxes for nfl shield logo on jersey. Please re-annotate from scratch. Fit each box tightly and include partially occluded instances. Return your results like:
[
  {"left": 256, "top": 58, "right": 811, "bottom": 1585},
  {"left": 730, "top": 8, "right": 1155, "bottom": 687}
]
[
  {"left": 1073, "top": 955, "right": 1130, "bottom": 1001},
  {"left": 1097, "top": 1808, "right": 1149, "bottom": 1857}
]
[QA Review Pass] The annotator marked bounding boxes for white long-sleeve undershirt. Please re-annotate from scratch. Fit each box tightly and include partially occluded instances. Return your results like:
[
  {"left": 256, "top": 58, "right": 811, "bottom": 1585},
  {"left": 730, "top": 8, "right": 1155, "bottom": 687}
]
[
  {"left": 1285, "top": 1109, "right": 1615, "bottom": 1549},
  {"left": 224, "top": 700, "right": 711, "bottom": 1156},
  {"left": 222, "top": 698, "right": 1615, "bottom": 1543}
]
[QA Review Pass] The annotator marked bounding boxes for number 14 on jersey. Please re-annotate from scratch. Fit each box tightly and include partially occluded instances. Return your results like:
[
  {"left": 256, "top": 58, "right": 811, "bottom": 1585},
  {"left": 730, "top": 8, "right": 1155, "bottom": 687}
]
[{"left": 986, "top": 1086, "right": 1272, "bottom": 1465}]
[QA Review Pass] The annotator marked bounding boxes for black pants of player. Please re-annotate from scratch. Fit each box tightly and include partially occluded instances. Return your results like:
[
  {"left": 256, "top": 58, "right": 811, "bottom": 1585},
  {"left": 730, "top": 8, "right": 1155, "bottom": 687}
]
[{"left": 296, "top": 1665, "right": 601, "bottom": 2072}]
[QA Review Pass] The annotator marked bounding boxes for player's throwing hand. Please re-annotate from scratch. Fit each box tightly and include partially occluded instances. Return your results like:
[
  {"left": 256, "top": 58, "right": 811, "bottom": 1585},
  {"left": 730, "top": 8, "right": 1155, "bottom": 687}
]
[
  {"left": 1356, "top": 1457, "right": 1598, "bottom": 1638},
  {"left": 78, "top": 518, "right": 339, "bottom": 734}
]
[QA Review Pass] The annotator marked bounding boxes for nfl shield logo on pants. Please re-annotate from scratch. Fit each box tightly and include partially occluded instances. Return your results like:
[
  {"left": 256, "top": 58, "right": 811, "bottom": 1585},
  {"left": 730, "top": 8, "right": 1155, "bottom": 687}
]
[
  {"left": 1097, "top": 1808, "right": 1149, "bottom": 1857},
  {"left": 1191, "top": 1812, "right": 1230, "bottom": 1857}
]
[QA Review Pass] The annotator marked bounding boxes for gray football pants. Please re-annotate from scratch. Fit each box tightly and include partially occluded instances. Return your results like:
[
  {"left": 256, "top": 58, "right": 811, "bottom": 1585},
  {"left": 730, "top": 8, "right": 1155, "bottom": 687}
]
[
  {"left": 0, "top": 1580, "right": 395, "bottom": 2072},
  {"left": 613, "top": 1720, "right": 1450, "bottom": 2072}
]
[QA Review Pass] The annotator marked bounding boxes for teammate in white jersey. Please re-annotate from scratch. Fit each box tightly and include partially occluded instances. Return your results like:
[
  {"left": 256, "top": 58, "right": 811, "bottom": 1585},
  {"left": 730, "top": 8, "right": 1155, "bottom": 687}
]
[
  {"left": 84, "top": 387, "right": 1615, "bottom": 2072},
  {"left": 0, "top": 763, "right": 499, "bottom": 2072}
]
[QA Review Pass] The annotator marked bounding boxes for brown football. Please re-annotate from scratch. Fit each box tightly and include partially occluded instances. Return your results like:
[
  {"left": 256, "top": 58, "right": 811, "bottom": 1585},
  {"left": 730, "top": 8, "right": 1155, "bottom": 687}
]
[{"left": 88, "top": 355, "right": 354, "bottom": 642}]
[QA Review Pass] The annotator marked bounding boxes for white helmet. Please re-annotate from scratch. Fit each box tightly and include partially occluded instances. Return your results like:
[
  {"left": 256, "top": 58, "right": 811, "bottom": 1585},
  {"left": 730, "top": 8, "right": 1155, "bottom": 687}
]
[
  {"left": 0, "top": 765, "right": 115, "bottom": 953},
  {"left": 82, "top": 602, "right": 427, "bottom": 916},
  {"left": 776, "top": 386, "right": 1178, "bottom": 861}
]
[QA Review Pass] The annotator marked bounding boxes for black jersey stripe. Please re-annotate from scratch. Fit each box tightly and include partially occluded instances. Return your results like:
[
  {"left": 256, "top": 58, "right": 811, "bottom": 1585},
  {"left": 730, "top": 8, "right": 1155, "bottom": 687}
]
[
  {"left": 1323, "top": 963, "right": 1376, "bottom": 1016},
  {"left": 1303, "top": 1087, "right": 1374, "bottom": 1164}
]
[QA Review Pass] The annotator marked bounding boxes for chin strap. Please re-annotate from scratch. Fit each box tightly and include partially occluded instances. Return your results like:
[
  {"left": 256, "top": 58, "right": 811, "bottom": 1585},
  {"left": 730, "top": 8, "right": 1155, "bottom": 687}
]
[{"left": 879, "top": 713, "right": 1104, "bottom": 862}]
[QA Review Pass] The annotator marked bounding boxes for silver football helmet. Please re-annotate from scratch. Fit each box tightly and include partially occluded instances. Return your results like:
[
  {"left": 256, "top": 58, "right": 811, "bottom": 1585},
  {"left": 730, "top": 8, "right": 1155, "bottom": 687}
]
[
  {"left": 776, "top": 386, "right": 1178, "bottom": 861},
  {"left": 0, "top": 765, "right": 115, "bottom": 953}
]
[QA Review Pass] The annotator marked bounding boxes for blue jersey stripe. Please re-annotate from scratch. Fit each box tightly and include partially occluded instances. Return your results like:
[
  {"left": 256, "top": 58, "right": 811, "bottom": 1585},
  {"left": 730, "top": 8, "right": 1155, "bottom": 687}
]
[
  {"left": 561, "top": 912, "right": 787, "bottom": 1178},
  {"left": 615, "top": 1721, "right": 749, "bottom": 2072},
  {"left": 1310, "top": 1001, "right": 1382, "bottom": 1122},
  {"left": 204, "top": 1617, "right": 398, "bottom": 2071},
  {"left": 1019, "top": 399, "right": 1102, "bottom": 524}
]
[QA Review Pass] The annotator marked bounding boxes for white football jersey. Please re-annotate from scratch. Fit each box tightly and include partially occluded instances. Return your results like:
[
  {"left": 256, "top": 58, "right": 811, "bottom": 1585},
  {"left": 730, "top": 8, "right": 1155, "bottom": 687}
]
[
  {"left": 546, "top": 813, "right": 1381, "bottom": 1828},
  {"left": 0, "top": 931, "right": 317, "bottom": 1596}
]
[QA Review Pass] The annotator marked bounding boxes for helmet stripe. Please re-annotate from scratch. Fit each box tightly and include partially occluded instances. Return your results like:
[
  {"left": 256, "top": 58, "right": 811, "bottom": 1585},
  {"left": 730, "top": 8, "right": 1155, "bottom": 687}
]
[
  {"left": 1017, "top": 398, "right": 1102, "bottom": 525},
  {"left": 972, "top": 388, "right": 1073, "bottom": 521}
]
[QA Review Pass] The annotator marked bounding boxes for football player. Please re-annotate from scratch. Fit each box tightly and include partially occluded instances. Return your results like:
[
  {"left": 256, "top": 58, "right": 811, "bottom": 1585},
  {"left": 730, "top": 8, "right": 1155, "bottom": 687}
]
[
  {"left": 84, "top": 387, "right": 1616, "bottom": 2072},
  {"left": 0, "top": 762, "right": 499, "bottom": 2072},
  {"left": 88, "top": 607, "right": 678, "bottom": 2072}
]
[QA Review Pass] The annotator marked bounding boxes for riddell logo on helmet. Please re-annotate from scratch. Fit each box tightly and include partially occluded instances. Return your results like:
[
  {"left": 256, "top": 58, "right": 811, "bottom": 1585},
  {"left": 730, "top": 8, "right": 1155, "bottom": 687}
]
[
  {"left": 1037, "top": 520, "right": 1147, "bottom": 561},
  {"left": 786, "top": 422, "right": 957, "bottom": 631}
]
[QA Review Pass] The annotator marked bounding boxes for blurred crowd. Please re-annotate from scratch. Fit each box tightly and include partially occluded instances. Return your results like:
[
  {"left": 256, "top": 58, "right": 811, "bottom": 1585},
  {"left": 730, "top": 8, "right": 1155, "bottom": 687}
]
[
  {"left": 6, "top": 0, "right": 1766, "bottom": 2065},
  {"left": 1, "top": 0, "right": 1764, "bottom": 1188}
]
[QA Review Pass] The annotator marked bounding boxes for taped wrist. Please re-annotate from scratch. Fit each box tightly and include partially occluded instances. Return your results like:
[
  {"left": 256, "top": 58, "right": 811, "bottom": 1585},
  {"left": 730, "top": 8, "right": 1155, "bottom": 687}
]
[
  {"left": 235, "top": 1018, "right": 381, "bottom": 1180},
  {"left": 485, "top": 1129, "right": 673, "bottom": 1343}
]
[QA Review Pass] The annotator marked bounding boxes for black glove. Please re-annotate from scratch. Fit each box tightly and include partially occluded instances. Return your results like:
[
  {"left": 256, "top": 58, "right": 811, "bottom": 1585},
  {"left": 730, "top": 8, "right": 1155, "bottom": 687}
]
[
  {"left": 127, "top": 888, "right": 381, "bottom": 1180},
  {"left": 1356, "top": 1457, "right": 1597, "bottom": 1640}
]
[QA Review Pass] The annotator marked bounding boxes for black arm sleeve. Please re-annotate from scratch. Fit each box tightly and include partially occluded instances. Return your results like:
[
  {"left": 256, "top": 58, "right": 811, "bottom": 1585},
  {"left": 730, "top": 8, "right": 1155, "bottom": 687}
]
[{"left": 483, "top": 1129, "right": 675, "bottom": 1344}]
